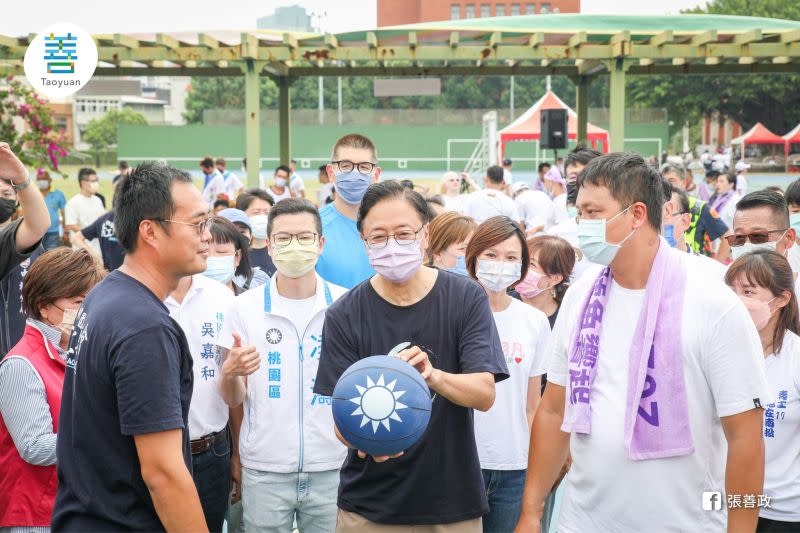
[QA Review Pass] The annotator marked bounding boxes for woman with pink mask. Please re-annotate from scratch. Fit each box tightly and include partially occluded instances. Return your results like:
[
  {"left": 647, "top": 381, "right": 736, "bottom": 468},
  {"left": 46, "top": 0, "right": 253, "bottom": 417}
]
[{"left": 726, "top": 250, "right": 800, "bottom": 533}]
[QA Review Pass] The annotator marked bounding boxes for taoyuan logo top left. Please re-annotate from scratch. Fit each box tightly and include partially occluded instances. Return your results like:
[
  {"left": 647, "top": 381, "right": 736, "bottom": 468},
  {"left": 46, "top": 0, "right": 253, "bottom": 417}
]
[{"left": 23, "top": 23, "right": 98, "bottom": 98}]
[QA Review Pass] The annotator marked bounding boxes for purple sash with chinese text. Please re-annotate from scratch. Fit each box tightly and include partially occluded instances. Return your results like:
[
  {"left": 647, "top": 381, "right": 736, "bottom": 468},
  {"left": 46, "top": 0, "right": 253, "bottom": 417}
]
[{"left": 562, "top": 238, "right": 695, "bottom": 460}]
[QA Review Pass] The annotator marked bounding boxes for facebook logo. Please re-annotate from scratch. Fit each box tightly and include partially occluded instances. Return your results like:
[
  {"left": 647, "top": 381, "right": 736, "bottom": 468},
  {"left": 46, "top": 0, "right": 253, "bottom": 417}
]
[{"left": 702, "top": 491, "right": 723, "bottom": 511}]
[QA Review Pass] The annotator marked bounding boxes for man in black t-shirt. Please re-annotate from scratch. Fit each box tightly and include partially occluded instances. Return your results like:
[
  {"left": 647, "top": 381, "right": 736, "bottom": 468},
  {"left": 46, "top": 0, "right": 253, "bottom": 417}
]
[
  {"left": 71, "top": 210, "right": 125, "bottom": 271},
  {"left": 52, "top": 162, "right": 211, "bottom": 531}
]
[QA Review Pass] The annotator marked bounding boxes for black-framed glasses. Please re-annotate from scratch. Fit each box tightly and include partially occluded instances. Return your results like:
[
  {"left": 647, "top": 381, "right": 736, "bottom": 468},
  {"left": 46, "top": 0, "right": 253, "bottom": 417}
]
[
  {"left": 331, "top": 160, "right": 376, "bottom": 175},
  {"left": 271, "top": 232, "right": 318, "bottom": 247},
  {"left": 724, "top": 229, "right": 788, "bottom": 247},
  {"left": 153, "top": 216, "right": 213, "bottom": 236},
  {"left": 364, "top": 226, "right": 424, "bottom": 249}
]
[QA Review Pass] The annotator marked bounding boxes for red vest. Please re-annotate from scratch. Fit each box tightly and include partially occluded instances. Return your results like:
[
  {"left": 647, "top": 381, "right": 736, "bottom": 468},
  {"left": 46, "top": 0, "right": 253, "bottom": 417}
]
[{"left": 0, "top": 324, "right": 65, "bottom": 527}]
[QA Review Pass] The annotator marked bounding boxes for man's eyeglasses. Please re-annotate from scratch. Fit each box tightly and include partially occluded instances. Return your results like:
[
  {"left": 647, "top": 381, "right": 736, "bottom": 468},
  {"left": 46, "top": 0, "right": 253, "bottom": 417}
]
[
  {"left": 724, "top": 229, "right": 788, "bottom": 247},
  {"left": 331, "top": 160, "right": 376, "bottom": 175},
  {"left": 364, "top": 226, "right": 424, "bottom": 249},
  {"left": 271, "top": 232, "right": 318, "bottom": 247},
  {"left": 153, "top": 216, "right": 213, "bottom": 236}
]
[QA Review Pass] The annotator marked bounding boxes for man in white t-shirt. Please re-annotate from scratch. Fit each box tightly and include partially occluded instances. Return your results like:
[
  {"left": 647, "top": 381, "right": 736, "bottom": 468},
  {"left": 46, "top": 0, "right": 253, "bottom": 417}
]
[
  {"left": 316, "top": 164, "right": 334, "bottom": 206},
  {"left": 517, "top": 152, "right": 770, "bottom": 533},
  {"left": 215, "top": 157, "right": 244, "bottom": 200},
  {"left": 710, "top": 173, "right": 740, "bottom": 230},
  {"left": 218, "top": 198, "right": 347, "bottom": 532},
  {"left": 462, "top": 165, "right": 520, "bottom": 224},
  {"left": 289, "top": 160, "right": 306, "bottom": 199},
  {"left": 513, "top": 182, "right": 553, "bottom": 236},
  {"left": 166, "top": 274, "right": 236, "bottom": 532},
  {"left": 65, "top": 168, "right": 105, "bottom": 255},
  {"left": 730, "top": 190, "right": 800, "bottom": 295},
  {"left": 543, "top": 166, "right": 568, "bottom": 228},
  {"left": 502, "top": 158, "right": 514, "bottom": 185},
  {"left": 264, "top": 165, "right": 293, "bottom": 204},
  {"left": 201, "top": 157, "right": 226, "bottom": 208},
  {"left": 734, "top": 161, "right": 750, "bottom": 197}
]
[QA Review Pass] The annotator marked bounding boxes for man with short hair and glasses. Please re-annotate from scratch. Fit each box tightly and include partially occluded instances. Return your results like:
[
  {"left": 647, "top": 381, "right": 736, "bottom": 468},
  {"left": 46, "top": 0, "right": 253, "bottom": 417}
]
[
  {"left": 731, "top": 189, "right": 800, "bottom": 294},
  {"left": 218, "top": 198, "right": 347, "bottom": 532},
  {"left": 52, "top": 161, "right": 210, "bottom": 532},
  {"left": 315, "top": 134, "right": 381, "bottom": 288}
]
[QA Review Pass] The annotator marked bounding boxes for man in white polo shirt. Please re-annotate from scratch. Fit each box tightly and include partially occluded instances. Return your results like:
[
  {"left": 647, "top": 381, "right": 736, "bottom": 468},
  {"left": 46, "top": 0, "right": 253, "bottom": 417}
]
[
  {"left": 462, "top": 165, "right": 520, "bottom": 224},
  {"left": 165, "top": 272, "right": 236, "bottom": 533},
  {"left": 217, "top": 198, "right": 347, "bottom": 533}
]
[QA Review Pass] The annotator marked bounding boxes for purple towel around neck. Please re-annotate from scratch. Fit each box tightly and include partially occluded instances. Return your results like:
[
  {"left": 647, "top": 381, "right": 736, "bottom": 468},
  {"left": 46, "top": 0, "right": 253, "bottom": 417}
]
[{"left": 562, "top": 238, "right": 695, "bottom": 460}]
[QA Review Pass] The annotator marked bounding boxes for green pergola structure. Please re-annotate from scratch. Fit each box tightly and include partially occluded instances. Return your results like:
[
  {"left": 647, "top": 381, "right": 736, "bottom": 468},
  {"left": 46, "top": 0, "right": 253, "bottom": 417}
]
[{"left": 3, "top": 14, "right": 800, "bottom": 186}]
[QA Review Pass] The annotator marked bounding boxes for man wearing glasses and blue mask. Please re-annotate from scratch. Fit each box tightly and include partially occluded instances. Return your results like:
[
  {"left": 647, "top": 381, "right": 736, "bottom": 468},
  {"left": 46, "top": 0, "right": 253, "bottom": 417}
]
[
  {"left": 315, "top": 134, "right": 381, "bottom": 289},
  {"left": 731, "top": 189, "right": 800, "bottom": 295}
]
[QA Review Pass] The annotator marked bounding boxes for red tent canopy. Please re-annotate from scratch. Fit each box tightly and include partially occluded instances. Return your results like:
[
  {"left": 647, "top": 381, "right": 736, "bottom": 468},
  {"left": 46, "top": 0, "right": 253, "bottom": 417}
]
[
  {"left": 731, "top": 122, "right": 787, "bottom": 146},
  {"left": 498, "top": 91, "right": 609, "bottom": 160},
  {"left": 783, "top": 123, "right": 800, "bottom": 145}
]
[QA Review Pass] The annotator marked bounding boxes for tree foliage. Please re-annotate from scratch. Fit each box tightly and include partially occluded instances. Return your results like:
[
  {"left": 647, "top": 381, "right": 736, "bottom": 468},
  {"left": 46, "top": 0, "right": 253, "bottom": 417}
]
[
  {"left": 0, "top": 76, "right": 68, "bottom": 171},
  {"left": 82, "top": 108, "right": 147, "bottom": 152}
]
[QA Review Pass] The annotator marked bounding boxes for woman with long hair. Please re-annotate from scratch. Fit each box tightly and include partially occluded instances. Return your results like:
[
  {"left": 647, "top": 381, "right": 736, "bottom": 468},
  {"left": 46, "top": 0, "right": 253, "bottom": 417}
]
[{"left": 726, "top": 250, "right": 800, "bottom": 533}]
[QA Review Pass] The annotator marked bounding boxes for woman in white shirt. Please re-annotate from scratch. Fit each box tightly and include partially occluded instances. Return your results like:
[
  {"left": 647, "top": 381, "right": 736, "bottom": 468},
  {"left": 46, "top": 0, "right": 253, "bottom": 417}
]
[
  {"left": 425, "top": 211, "right": 476, "bottom": 276},
  {"left": 465, "top": 215, "right": 550, "bottom": 532},
  {"left": 726, "top": 250, "right": 800, "bottom": 533}
]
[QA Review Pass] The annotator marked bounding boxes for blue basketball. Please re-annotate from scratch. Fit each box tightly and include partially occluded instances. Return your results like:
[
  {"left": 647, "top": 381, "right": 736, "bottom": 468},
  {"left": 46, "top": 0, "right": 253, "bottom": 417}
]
[{"left": 332, "top": 355, "right": 432, "bottom": 457}]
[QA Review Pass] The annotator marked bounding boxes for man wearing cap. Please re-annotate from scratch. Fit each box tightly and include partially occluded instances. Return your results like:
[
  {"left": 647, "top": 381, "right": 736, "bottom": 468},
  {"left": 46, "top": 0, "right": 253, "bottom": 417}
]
[
  {"left": 735, "top": 161, "right": 750, "bottom": 197},
  {"left": 513, "top": 181, "right": 553, "bottom": 236}
]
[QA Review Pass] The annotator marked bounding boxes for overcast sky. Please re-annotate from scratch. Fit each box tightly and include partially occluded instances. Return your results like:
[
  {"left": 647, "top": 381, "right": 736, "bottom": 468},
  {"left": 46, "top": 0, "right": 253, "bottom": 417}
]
[{"left": 4, "top": 0, "right": 711, "bottom": 36}]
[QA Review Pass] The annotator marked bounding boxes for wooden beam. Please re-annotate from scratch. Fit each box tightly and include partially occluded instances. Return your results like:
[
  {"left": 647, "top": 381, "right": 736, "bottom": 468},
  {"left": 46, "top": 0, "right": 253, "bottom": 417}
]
[
  {"left": 449, "top": 31, "right": 459, "bottom": 48},
  {"left": 734, "top": 30, "right": 762, "bottom": 45},
  {"left": 490, "top": 32, "right": 502, "bottom": 48},
  {"left": 705, "top": 57, "right": 721, "bottom": 65},
  {"left": 780, "top": 29, "right": 800, "bottom": 44},
  {"left": 649, "top": 30, "right": 674, "bottom": 47},
  {"left": 197, "top": 33, "right": 219, "bottom": 49},
  {"left": 739, "top": 56, "right": 755, "bottom": 64},
  {"left": 408, "top": 31, "right": 417, "bottom": 49},
  {"left": 283, "top": 33, "right": 298, "bottom": 50},
  {"left": 672, "top": 57, "right": 685, "bottom": 65},
  {"left": 240, "top": 33, "right": 258, "bottom": 59},
  {"left": 113, "top": 33, "right": 139, "bottom": 49},
  {"left": 367, "top": 32, "right": 377, "bottom": 49},
  {"left": 639, "top": 58, "right": 653, "bottom": 66},
  {"left": 610, "top": 31, "right": 630, "bottom": 56},
  {"left": 156, "top": 33, "right": 180, "bottom": 49},
  {"left": 773, "top": 56, "right": 791, "bottom": 64},
  {"left": 324, "top": 33, "right": 338, "bottom": 49},
  {"left": 692, "top": 30, "right": 717, "bottom": 46},
  {"left": 528, "top": 32, "right": 544, "bottom": 47},
  {"left": 568, "top": 31, "right": 587, "bottom": 48},
  {"left": 610, "top": 31, "right": 630, "bottom": 45}
]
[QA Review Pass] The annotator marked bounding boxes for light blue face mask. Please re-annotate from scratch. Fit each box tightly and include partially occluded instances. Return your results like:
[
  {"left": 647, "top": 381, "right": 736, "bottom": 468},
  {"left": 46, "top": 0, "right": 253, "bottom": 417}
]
[
  {"left": 791, "top": 212, "right": 800, "bottom": 233},
  {"left": 566, "top": 205, "right": 578, "bottom": 219},
  {"left": 202, "top": 255, "right": 235, "bottom": 284},
  {"left": 446, "top": 254, "right": 469, "bottom": 276},
  {"left": 664, "top": 224, "right": 677, "bottom": 247},
  {"left": 577, "top": 206, "right": 636, "bottom": 266},
  {"left": 335, "top": 170, "right": 372, "bottom": 205}
]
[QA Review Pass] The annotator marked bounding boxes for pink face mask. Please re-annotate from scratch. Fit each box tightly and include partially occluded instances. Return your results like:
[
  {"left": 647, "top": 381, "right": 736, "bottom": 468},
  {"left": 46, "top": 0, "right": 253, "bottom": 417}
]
[
  {"left": 516, "top": 269, "right": 551, "bottom": 299},
  {"left": 740, "top": 295, "right": 777, "bottom": 331},
  {"left": 367, "top": 239, "right": 423, "bottom": 283}
]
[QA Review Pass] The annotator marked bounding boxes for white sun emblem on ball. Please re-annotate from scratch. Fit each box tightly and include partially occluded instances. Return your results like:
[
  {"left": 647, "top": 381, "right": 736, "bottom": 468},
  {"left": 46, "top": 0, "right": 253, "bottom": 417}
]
[{"left": 349, "top": 374, "right": 408, "bottom": 434}]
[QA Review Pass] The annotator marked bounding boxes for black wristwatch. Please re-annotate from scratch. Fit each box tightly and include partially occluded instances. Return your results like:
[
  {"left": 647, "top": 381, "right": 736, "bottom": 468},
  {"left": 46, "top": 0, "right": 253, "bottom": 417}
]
[{"left": 10, "top": 177, "right": 30, "bottom": 191}]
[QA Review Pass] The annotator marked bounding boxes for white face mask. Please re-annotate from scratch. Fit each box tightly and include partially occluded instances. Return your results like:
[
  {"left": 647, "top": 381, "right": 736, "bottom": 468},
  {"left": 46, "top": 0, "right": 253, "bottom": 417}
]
[
  {"left": 476, "top": 259, "right": 521, "bottom": 293},
  {"left": 250, "top": 214, "right": 269, "bottom": 241},
  {"left": 275, "top": 177, "right": 287, "bottom": 188},
  {"left": 731, "top": 239, "right": 781, "bottom": 261}
]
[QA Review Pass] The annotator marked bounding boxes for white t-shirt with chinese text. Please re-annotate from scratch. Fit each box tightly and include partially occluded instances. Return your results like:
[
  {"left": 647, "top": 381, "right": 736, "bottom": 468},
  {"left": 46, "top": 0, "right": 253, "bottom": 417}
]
[
  {"left": 761, "top": 330, "right": 800, "bottom": 522},
  {"left": 462, "top": 188, "right": 520, "bottom": 224},
  {"left": 548, "top": 249, "right": 771, "bottom": 533},
  {"left": 165, "top": 274, "right": 234, "bottom": 439},
  {"left": 474, "top": 298, "right": 549, "bottom": 470}
]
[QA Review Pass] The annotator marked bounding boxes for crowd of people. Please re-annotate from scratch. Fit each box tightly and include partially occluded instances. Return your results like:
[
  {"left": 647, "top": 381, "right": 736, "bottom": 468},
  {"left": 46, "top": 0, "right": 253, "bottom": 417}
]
[{"left": 0, "top": 133, "right": 797, "bottom": 533}]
